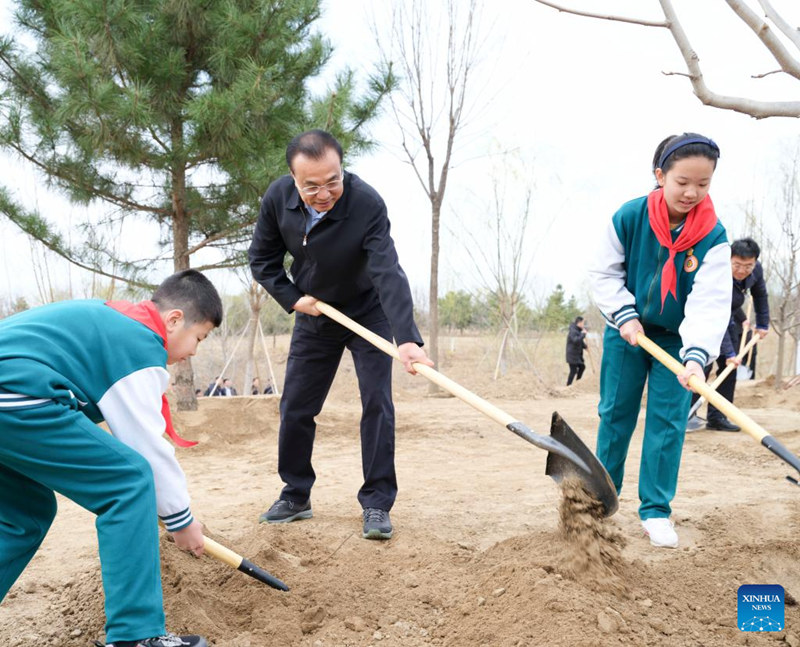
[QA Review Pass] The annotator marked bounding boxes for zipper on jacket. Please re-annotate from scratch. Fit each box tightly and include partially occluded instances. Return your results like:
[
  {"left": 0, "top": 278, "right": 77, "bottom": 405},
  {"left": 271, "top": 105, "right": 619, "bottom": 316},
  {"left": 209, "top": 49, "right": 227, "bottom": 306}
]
[
  {"left": 644, "top": 245, "right": 665, "bottom": 318},
  {"left": 302, "top": 215, "right": 327, "bottom": 248}
]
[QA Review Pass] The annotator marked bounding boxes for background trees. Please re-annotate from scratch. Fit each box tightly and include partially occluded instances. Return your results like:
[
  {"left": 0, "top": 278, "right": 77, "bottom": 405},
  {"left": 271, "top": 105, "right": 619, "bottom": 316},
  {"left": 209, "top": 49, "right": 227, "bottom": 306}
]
[{"left": 765, "top": 140, "right": 800, "bottom": 388}]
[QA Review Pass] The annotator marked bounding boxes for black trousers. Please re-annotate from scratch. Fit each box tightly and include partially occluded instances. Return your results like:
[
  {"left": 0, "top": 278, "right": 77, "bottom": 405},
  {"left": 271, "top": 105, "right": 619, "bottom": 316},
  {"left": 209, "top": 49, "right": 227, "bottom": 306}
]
[
  {"left": 567, "top": 362, "right": 585, "bottom": 386},
  {"left": 277, "top": 311, "right": 397, "bottom": 511},
  {"left": 689, "top": 355, "right": 736, "bottom": 421}
]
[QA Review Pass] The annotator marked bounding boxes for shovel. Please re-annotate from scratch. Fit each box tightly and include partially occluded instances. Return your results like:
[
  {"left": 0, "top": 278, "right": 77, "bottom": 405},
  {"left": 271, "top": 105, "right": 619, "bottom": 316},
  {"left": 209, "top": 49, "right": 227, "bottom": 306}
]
[
  {"left": 203, "top": 536, "right": 289, "bottom": 591},
  {"left": 637, "top": 332, "right": 800, "bottom": 486},
  {"left": 160, "top": 522, "right": 289, "bottom": 591},
  {"left": 687, "top": 334, "right": 760, "bottom": 419},
  {"left": 315, "top": 300, "right": 619, "bottom": 516}
]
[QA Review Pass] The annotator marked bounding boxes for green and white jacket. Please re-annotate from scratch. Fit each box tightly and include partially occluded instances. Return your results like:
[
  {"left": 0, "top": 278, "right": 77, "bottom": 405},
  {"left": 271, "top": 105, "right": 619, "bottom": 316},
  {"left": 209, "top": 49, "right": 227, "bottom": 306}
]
[
  {"left": 0, "top": 300, "right": 193, "bottom": 531},
  {"left": 589, "top": 195, "right": 731, "bottom": 367}
]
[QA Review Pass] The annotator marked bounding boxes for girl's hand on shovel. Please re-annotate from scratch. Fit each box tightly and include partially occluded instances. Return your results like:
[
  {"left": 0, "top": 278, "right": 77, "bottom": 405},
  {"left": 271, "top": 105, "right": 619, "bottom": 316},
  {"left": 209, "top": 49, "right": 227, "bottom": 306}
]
[
  {"left": 677, "top": 360, "right": 705, "bottom": 392},
  {"left": 398, "top": 342, "right": 434, "bottom": 375},
  {"left": 619, "top": 319, "right": 644, "bottom": 346},
  {"left": 172, "top": 519, "right": 206, "bottom": 557}
]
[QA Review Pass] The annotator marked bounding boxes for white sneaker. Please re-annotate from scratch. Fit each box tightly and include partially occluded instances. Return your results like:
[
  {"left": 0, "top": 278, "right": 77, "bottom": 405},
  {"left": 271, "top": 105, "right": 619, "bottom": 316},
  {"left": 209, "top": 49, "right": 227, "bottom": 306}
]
[{"left": 641, "top": 518, "right": 678, "bottom": 548}]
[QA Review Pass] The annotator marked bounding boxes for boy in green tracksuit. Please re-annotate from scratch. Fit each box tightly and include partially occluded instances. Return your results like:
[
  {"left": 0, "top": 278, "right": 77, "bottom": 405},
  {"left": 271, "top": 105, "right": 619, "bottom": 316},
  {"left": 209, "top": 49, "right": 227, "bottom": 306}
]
[
  {"left": 0, "top": 270, "right": 222, "bottom": 647},
  {"left": 589, "top": 133, "right": 731, "bottom": 549}
]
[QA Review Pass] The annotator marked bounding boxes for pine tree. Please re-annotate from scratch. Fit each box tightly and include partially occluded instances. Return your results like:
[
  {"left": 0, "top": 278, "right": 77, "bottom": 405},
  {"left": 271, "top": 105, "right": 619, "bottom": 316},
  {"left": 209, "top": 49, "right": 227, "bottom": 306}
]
[
  {"left": 0, "top": 0, "right": 393, "bottom": 408},
  {"left": 0, "top": 0, "right": 391, "bottom": 279}
]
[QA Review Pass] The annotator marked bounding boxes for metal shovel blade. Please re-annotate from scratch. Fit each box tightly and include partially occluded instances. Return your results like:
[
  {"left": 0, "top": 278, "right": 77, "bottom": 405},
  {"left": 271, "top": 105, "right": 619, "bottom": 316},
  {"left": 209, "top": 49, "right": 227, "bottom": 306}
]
[
  {"left": 736, "top": 364, "right": 753, "bottom": 380},
  {"left": 545, "top": 412, "right": 619, "bottom": 517}
]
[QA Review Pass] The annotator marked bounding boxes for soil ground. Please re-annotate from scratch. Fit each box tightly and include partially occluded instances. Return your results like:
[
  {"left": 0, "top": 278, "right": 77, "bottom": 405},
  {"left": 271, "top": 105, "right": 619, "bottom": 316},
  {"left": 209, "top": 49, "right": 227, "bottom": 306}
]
[{"left": 1, "top": 333, "right": 799, "bottom": 647}]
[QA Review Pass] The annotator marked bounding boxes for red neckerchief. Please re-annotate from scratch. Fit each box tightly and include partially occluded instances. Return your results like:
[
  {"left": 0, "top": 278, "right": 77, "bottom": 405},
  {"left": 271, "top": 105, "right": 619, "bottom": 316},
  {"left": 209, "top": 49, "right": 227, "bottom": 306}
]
[
  {"left": 105, "top": 300, "right": 198, "bottom": 448},
  {"left": 647, "top": 188, "right": 718, "bottom": 312}
]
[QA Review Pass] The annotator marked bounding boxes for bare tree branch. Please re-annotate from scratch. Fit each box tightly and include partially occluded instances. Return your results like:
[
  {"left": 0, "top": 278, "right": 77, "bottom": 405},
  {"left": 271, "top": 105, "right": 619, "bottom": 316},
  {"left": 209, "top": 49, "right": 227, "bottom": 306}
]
[
  {"left": 531, "top": 0, "right": 668, "bottom": 27},
  {"left": 757, "top": 0, "right": 800, "bottom": 49},
  {"left": 725, "top": 0, "right": 800, "bottom": 81},
  {"left": 531, "top": 0, "right": 800, "bottom": 119}
]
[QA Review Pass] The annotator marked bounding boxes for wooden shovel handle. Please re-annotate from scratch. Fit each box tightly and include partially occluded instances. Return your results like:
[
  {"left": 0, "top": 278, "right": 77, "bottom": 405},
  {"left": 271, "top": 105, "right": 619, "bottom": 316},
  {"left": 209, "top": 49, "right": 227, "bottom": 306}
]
[
  {"left": 701, "top": 334, "right": 760, "bottom": 395},
  {"left": 636, "top": 332, "right": 768, "bottom": 442},
  {"left": 687, "top": 335, "right": 761, "bottom": 419},
  {"left": 158, "top": 522, "right": 289, "bottom": 591},
  {"left": 202, "top": 535, "right": 242, "bottom": 568},
  {"left": 315, "top": 301, "right": 515, "bottom": 427}
]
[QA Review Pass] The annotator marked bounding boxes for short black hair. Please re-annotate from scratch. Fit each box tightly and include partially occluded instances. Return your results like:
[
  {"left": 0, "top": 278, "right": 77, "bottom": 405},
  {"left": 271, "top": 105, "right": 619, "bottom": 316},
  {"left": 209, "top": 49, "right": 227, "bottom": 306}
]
[
  {"left": 151, "top": 269, "right": 223, "bottom": 327},
  {"left": 652, "top": 132, "right": 720, "bottom": 187},
  {"left": 286, "top": 129, "right": 343, "bottom": 171},
  {"left": 575, "top": 316, "right": 584, "bottom": 324},
  {"left": 731, "top": 237, "right": 760, "bottom": 259}
]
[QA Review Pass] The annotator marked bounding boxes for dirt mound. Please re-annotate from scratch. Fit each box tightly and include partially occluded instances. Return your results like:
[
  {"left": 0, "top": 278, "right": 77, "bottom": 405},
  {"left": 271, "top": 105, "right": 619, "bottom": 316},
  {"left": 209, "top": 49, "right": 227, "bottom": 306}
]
[
  {"left": 3, "top": 377, "right": 800, "bottom": 646},
  {"left": 39, "top": 500, "right": 800, "bottom": 647}
]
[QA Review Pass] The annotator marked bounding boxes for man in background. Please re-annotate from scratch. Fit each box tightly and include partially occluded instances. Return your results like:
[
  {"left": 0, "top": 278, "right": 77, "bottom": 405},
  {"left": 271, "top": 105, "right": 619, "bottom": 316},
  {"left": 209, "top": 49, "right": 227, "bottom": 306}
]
[{"left": 687, "top": 237, "right": 769, "bottom": 432}]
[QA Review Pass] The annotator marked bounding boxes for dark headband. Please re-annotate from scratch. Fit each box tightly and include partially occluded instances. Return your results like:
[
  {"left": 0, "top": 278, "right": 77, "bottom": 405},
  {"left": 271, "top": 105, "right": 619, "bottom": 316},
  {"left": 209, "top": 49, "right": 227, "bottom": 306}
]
[{"left": 657, "top": 136, "right": 720, "bottom": 170}]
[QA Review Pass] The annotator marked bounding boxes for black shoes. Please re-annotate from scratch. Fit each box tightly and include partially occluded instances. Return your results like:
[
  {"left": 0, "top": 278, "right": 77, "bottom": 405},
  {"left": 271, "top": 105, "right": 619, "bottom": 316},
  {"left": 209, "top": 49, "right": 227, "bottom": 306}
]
[
  {"left": 97, "top": 633, "right": 208, "bottom": 647},
  {"left": 259, "top": 499, "right": 392, "bottom": 538},
  {"left": 259, "top": 498, "right": 313, "bottom": 523},
  {"left": 706, "top": 417, "right": 741, "bottom": 432},
  {"left": 362, "top": 508, "right": 393, "bottom": 540}
]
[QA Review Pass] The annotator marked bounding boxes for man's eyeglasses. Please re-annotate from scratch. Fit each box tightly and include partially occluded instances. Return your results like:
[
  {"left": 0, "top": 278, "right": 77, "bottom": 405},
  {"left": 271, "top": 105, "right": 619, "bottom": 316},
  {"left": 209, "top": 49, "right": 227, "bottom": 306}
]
[
  {"left": 731, "top": 261, "right": 756, "bottom": 271},
  {"left": 298, "top": 174, "right": 343, "bottom": 196}
]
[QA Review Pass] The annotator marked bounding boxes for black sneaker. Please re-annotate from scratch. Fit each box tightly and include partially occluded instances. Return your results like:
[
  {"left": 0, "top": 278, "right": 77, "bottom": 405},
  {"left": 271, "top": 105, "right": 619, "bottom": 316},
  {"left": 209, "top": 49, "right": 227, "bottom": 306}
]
[
  {"left": 96, "top": 633, "right": 208, "bottom": 647},
  {"left": 706, "top": 417, "right": 741, "bottom": 432},
  {"left": 362, "top": 508, "right": 393, "bottom": 540},
  {"left": 259, "top": 498, "right": 312, "bottom": 524}
]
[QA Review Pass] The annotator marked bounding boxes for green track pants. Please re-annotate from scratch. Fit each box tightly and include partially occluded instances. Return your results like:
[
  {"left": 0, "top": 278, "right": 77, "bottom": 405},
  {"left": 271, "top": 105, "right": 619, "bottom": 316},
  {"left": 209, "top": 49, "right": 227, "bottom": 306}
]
[
  {"left": 0, "top": 402, "right": 165, "bottom": 642},
  {"left": 596, "top": 326, "right": 691, "bottom": 520}
]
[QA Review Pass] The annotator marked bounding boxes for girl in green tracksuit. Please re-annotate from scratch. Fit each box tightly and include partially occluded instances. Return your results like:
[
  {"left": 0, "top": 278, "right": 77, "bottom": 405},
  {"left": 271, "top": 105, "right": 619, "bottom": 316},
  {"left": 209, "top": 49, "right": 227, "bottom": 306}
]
[{"left": 589, "top": 133, "right": 731, "bottom": 549}]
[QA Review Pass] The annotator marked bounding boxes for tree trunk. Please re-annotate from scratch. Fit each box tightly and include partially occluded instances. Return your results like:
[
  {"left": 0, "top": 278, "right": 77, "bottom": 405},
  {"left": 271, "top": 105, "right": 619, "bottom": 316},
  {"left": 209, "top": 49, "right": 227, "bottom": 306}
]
[
  {"left": 494, "top": 326, "right": 510, "bottom": 381},
  {"left": 428, "top": 201, "right": 440, "bottom": 394},
  {"left": 170, "top": 138, "right": 198, "bottom": 411},
  {"left": 794, "top": 333, "right": 800, "bottom": 376}
]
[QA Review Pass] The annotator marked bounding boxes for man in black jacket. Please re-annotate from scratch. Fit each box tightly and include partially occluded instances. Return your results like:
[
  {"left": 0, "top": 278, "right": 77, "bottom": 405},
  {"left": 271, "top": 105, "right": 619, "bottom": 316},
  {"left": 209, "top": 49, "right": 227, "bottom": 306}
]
[
  {"left": 565, "top": 316, "right": 588, "bottom": 386},
  {"left": 249, "top": 130, "right": 432, "bottom": 540},
  {"left": 687, "top": 237, "right": 770, "bottom": 432}
]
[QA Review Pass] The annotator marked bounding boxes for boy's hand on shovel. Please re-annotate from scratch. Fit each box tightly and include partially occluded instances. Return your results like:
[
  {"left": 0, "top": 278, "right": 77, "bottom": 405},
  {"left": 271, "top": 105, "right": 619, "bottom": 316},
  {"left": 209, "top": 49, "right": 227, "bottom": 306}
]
[
  {"left": 398, "top": 342, "right": 434, "bottom": 375},
  {"left": 172, "top": 519, "right": 206, "bottom": 557}
]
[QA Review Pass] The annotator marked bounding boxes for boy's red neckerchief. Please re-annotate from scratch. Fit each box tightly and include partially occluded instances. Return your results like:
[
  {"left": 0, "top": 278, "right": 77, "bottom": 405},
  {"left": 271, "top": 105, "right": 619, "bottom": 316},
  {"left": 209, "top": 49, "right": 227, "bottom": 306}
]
[
  {"left": 105, "top": 300, "right": 198, "bottom": 448},
  {"left": 647, "top": 188, "right": 718, "bottom": 312}
]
